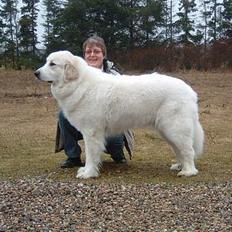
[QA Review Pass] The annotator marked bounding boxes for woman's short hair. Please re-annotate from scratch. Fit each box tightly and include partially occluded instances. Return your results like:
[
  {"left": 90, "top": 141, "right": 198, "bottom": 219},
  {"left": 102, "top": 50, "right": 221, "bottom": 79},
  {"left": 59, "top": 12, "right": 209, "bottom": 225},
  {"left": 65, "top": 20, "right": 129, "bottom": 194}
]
[{"left": 83, "top": 35, "right": 107, "bottom": 57}]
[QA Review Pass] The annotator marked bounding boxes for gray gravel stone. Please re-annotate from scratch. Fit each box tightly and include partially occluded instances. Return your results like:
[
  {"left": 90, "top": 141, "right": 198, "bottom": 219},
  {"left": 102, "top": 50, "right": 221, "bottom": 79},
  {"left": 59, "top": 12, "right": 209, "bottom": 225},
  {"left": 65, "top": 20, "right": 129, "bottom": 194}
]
[{"left": 0, "top": 177, "right": 231, "bottom": 231}]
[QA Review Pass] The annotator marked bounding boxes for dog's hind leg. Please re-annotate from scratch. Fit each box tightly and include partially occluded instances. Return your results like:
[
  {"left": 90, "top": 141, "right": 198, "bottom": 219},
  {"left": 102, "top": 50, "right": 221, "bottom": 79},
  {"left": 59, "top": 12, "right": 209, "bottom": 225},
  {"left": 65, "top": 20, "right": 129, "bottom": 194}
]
[
  {"left": 76, "top": 134, "right": 105, "bottom": 179},
  {"left": 158, "top": 121, "right": 198, "bottom": 177},
  {"left": 165, "top": 136, "right": 198, "bottom": 176},
  {"left": 175, "top": 145, "right": 198, "bottom": 177}
]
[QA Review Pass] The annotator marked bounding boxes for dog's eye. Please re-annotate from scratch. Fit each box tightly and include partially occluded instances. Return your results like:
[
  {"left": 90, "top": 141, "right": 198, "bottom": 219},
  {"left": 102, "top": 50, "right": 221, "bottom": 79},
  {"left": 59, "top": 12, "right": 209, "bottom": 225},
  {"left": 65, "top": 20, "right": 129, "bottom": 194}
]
[{"left": 50, "top": 62, "right": 56, "bottom": 66}]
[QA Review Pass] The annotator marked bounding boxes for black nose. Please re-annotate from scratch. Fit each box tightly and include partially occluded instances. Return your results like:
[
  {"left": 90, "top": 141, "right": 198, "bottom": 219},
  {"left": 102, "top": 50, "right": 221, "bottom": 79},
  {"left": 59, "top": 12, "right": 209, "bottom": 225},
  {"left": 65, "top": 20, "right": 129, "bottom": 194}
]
[{"left": 34, "top": 70, "right": 40, "bottom": 79}]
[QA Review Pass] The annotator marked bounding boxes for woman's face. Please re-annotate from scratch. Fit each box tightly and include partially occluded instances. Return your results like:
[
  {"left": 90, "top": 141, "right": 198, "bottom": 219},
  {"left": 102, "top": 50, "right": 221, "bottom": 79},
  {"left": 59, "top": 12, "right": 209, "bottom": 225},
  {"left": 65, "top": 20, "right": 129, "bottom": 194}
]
[{"left": 84, "top": 45, "right": 104, "bottom": 69}]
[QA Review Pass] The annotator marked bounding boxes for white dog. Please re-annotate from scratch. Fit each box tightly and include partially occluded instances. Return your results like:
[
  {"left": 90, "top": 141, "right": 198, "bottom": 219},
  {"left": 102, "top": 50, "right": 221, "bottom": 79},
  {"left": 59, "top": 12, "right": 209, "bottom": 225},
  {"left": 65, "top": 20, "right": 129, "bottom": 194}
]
[{"left": 34, "top": 50, "right": 204, "bottom": 179}]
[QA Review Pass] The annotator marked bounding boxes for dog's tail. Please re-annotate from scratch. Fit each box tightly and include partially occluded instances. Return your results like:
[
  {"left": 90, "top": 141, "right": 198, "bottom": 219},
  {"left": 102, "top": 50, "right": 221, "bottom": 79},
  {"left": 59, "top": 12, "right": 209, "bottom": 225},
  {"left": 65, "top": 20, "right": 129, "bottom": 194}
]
[{"left": 193, "top": 120, "right": 204, "bottom": 158}]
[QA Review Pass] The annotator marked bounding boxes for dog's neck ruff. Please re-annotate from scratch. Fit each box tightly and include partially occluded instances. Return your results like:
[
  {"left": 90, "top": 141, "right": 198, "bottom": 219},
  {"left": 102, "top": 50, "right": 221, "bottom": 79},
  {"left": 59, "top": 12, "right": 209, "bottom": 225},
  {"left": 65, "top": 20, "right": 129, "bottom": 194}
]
[{"left": 51, "top": 79, "right": 79, "bottom": 101}]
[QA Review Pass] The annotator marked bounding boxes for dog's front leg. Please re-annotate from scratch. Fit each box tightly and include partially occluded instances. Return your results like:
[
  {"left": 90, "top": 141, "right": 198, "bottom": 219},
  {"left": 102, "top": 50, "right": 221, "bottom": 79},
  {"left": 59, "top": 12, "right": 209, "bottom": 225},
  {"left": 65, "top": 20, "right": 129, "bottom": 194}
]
[{"left": 76, "top": 134, "right": 105, "bottom": 179}]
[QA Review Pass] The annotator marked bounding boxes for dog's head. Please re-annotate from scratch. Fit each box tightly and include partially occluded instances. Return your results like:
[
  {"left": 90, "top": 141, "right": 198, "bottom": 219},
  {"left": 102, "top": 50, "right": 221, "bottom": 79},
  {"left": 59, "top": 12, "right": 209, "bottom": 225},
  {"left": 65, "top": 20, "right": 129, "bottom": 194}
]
[{"left": 34, "top": 51, "right": 84, "bottom": 84}]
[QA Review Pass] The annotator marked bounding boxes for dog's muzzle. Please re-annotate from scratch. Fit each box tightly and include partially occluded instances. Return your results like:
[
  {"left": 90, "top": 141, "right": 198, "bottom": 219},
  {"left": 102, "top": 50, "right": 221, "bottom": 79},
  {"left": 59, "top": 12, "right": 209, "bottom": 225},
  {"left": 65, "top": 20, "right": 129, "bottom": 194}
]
[{"left": 34, "top": 70, "right": 52, "bottom": 83}]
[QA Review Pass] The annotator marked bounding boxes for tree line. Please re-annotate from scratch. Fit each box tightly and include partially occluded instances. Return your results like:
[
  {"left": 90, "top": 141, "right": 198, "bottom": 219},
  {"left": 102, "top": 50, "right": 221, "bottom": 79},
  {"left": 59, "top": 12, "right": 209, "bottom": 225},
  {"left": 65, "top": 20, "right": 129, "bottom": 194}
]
[{"left": 0, "top": 0, "right": 232, "bottom": 71}]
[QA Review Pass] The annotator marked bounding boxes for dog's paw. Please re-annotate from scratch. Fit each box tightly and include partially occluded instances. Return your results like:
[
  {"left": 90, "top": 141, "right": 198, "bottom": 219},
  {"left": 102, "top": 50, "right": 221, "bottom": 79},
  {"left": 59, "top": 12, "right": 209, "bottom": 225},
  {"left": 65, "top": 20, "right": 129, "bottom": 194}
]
[
  {"left": 76, "top": 167, "right": 99, "bottom": 179},
  {"left": 177, "top": 168, "right": 198, "bottom": 177},
  {"left": 77, "top": 167, "right": 86, "bottom": 175},
  {"left": 170, "top": 163, "right": 182, "bottom": 171}
]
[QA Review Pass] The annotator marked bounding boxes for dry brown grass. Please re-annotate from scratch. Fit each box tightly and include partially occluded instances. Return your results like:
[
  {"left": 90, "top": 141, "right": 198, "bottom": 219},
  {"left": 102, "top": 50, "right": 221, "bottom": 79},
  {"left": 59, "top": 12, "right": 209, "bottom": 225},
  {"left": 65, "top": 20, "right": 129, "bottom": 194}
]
[{"left": 0, "top": 70, "right": 231, "bottom": 184}]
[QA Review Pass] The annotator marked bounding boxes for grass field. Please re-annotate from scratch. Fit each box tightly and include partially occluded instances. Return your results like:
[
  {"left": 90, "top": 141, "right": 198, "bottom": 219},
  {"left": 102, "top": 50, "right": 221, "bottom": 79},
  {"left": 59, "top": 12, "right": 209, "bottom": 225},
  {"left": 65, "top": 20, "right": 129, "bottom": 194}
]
[{"left": 0, "top": 70, "right": 231, "bottom": 184}]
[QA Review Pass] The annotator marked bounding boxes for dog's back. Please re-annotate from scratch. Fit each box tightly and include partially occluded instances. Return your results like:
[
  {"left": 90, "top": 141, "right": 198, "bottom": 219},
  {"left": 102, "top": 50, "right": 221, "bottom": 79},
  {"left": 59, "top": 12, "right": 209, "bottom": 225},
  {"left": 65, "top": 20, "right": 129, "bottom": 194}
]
[{"left": 82, "top": 72, "right": 198, "bottom": 133}]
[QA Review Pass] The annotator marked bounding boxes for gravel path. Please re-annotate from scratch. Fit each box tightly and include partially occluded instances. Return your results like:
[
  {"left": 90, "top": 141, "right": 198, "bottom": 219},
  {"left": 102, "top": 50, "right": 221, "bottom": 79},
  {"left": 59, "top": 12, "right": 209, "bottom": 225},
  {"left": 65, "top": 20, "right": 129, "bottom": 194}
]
[{"left": 0, "top": 177, "right": 231, "bottom": 232}]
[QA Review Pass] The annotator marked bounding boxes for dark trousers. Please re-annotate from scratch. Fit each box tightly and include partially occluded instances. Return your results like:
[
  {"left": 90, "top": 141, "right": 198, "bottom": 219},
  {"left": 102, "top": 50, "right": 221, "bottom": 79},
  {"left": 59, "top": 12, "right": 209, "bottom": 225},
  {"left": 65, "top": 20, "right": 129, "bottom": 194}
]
[{"left": 58, "top": 111, "right": 125, "bottom": 161}]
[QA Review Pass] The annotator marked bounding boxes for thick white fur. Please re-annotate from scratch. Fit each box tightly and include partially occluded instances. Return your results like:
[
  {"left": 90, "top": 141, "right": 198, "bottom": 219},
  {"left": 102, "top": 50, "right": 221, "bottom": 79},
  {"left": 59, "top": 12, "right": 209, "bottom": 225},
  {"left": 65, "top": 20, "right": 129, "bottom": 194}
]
[{"left": 35, "top": 50, "right": 204, "bottom": 179}]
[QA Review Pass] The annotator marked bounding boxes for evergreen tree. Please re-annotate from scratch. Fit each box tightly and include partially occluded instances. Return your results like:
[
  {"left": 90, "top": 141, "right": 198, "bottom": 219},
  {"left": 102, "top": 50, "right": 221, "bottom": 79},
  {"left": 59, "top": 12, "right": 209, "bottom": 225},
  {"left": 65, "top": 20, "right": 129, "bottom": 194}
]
[
  {"left": 0, "top": 0, "right": 19, "bottom": 68},
  {"left": 140, "top": 0, "right": 166, "bottom": 46},
  {"left": 85, "top": 0, "right": 128, "bottom": 51},
  {"left": 59, "top": 0, "right": 89, "bottom": 52},
  {"left": 222, "top": 0, "right": 232, "bottom": 38},
  {"left": 175, "top": 0, "right": 201, "bottom": 44},
  {"left": 208, "top": 0, "right": 223, "bottom": 41},
  {"left": 42, "top": 0, "right": 65, "bottom": 54},
  {"left": 0, "top": 17, "right": 5, "bottom": 66},
  {"left": 117, "top": 0, "right": 141, "bottom": 48},
  {"left": 19, "top": 0, "right": 40, "bottom": 57},
  {"left": 163, "top": 0, "right": 177, "bottom": 44},
  {"left": 0, "top": 18, "right": 4, "bottom": 44},
  {"left": 197, "top": 0, "right": 212, "bottom": 69},
  {"left": 199, "top": 0, "right": 211, "bottom": 46}
]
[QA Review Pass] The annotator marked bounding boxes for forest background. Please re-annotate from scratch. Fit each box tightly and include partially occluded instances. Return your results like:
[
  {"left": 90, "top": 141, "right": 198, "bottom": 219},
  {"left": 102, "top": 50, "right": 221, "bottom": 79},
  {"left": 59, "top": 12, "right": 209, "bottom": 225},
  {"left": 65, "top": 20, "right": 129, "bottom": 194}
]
[{"left": 0, "top": 0, "right": 232, "bottom": 71}]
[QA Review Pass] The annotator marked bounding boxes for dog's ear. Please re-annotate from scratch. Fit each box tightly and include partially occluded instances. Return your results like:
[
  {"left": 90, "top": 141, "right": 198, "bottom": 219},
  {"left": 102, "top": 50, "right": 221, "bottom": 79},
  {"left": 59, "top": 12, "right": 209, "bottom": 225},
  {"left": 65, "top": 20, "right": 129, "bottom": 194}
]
[{"left": 64, "top": 62, "right": 78, "bottom": 81}]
